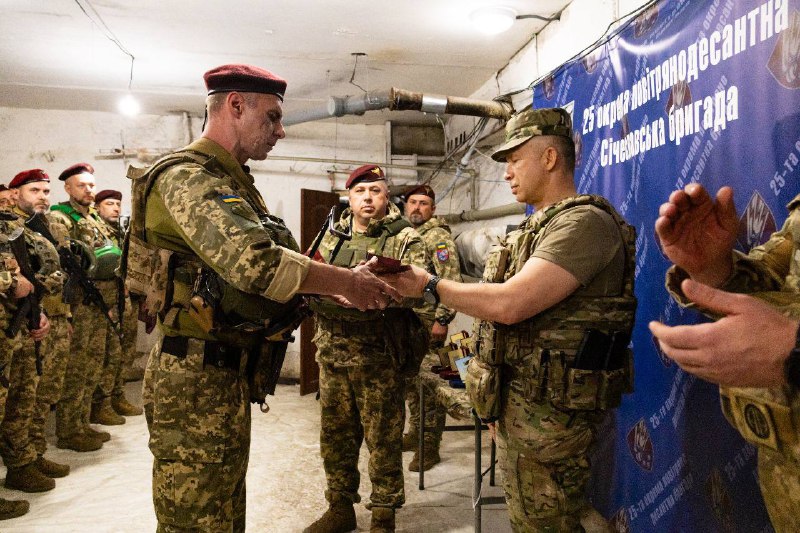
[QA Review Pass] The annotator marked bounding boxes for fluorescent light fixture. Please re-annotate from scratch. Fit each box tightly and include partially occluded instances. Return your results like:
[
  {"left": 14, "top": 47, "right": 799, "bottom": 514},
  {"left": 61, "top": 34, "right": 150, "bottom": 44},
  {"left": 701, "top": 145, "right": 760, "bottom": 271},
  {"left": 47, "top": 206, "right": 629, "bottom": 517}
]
[
  {"left": 118, "top": 93, "right": 140, "bottom": 116},
  {"left": 470, "top": 6, "right": 518, "bottom": 35}
]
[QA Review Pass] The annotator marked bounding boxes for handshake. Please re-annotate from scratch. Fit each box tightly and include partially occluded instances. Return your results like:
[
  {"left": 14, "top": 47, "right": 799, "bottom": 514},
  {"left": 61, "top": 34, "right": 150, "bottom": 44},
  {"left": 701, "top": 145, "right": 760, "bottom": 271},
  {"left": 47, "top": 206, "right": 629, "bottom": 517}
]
[{"left": 329, "top": 255, "right": 430, "bottom": 311}]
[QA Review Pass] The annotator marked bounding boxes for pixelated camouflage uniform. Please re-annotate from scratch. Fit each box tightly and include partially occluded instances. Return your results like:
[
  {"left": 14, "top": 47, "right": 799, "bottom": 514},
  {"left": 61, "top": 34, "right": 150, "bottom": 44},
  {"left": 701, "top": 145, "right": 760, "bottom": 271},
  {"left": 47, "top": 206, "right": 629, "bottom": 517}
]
[
  {"left": 468, "top": 195, "right": 636, "bottom": 532},
  {"left": 0, "top": 214, "right": 23, "bottom": 428},
  {"left": 95, "top": 217, "right": 124, "bottom": 404},
  {"left": 405, "top": 216, "right": 461, "bottom": 451},
  {"left": 49, "top": 200, "right": 118, "bottom": 440},
  {"left": 312, "top": 202, "right": 428, "bottom": 510},
  {"left": 0, "top": 209, "right": 65, "bottom": 469},
  {"left": 29, "top": 213, "right": 72, "bottom": 457},
  {"left": 137, "top": 138, "right": 311, "bottom": 532},
  {"left": 666, "top": 193, "right": 800, "bottom": 533}
]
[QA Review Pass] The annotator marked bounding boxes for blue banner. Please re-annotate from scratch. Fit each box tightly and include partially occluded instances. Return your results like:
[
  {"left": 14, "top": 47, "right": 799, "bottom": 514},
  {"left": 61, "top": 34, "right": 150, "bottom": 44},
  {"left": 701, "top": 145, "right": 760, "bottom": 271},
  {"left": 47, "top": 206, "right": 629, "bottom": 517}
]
[{"left": 533, "top": 0, "right": 799, "bottom": 530}]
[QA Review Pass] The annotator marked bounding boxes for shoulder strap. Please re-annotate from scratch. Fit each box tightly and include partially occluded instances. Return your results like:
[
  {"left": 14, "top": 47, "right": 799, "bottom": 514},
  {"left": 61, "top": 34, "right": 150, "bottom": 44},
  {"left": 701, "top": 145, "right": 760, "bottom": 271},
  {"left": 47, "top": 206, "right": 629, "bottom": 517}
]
[{"left": 50, "top": 203, "right": 82, "bottom": 223}]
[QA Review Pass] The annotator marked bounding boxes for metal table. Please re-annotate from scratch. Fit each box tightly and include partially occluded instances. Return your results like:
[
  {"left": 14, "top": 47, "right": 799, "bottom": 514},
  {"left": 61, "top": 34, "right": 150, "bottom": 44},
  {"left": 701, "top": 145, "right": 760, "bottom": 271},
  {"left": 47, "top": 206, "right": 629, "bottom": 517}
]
[{"left": 417, "top": 370, "right": 505, "bottom": 533}]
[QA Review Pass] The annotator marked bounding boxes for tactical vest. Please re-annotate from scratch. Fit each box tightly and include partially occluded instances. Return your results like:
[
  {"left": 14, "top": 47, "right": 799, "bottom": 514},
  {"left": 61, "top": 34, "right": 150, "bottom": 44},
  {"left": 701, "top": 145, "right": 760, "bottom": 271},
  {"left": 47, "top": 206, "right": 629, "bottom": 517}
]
[
  {"left": 467, "top": 195, "right": 637, "bottom": 421},
  {"left": 310, "top": 215, "right": 411, "bottom": 322},
  {"left": 122, "top": 150, "right": 302, "bottom": 343},
  {"left": 51, "top": 203, "right": 120, "bottom": 280}
]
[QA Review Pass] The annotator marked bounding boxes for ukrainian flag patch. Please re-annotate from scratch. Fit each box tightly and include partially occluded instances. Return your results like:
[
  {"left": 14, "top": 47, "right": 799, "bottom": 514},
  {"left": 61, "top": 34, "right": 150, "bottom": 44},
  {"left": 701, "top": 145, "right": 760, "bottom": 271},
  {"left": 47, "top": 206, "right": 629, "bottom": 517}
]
[{"left": 219, "top": 194, "right": 243, "bottom": 203}]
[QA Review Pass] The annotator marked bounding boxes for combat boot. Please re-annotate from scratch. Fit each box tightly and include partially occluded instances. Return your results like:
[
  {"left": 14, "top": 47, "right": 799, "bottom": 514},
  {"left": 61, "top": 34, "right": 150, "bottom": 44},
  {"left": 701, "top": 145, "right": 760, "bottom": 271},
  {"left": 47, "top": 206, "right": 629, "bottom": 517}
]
[
  {"left": 84, "top": 427, "right": 111, "bottom": 442},
  {"left": 401, "top": 432, "right": 418, "bottom": 452},
  {"left": 302, "top": 501, "right": 357, "bottom": 533},
  {"left": 112, "top": 394, "right": 143, "bottom": 416},
  {"left": 35, "top": 455, "right": 70, "bottom": 478},
  {"left": 0, "top": 497, "right": 29, "bottom": 520},
  {"left": 56, "top": 433, "right": 103, "bottom": 452},
  {"left": 370, "top": 507, "right": 395, "bottom": 533},
  {"left": 408, "top": 449, "right": 440, "bottom": 472},
  {"left": 5, "top": 463, "right": 55, "bottom": 493},
  {"left": 90, "top": 398, "right": 126, "bottom": 425}
]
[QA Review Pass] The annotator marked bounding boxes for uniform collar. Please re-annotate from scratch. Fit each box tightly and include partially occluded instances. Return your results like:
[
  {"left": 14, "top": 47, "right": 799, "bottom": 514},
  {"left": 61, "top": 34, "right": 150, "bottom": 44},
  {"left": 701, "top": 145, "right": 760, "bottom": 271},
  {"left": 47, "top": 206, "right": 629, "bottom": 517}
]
[{"left": 184, "top": 137, "right": 254, "bottom": 186}]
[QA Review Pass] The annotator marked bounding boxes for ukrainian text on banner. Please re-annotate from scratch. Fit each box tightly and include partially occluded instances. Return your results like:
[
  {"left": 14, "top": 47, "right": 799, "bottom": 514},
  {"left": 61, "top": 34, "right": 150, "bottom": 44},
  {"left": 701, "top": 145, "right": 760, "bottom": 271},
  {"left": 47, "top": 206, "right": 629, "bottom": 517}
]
[{"left": 533, "top": 0, "right": 799, "bottom": 530}]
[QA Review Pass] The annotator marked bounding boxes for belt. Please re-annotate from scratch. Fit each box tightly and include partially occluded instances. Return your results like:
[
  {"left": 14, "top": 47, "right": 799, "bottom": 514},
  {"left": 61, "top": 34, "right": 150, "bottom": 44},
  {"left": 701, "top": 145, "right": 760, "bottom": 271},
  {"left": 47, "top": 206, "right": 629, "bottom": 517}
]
[
  {"left": 161, "top": 335, "right": 243, "bottom": 371},
  {"left": 316, "top": 316, "right": 384, "bottom": 337}
]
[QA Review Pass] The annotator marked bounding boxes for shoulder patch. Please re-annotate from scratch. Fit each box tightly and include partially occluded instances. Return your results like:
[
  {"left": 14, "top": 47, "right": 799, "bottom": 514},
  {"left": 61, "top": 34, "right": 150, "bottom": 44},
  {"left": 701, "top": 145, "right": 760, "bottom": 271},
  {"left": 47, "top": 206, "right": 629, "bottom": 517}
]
[
  {"left": 219, "top": 194, "right": 243, "bottom": 204},
  {"left": 435, "top": 241, "right": 450, "bottom": 262}
]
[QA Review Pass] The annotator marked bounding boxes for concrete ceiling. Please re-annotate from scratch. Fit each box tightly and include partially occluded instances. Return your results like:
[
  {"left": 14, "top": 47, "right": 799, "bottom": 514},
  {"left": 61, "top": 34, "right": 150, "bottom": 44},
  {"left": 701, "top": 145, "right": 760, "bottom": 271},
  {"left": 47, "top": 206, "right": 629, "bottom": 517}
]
[{"left": 0, "top": 0, "right": 571, "bottom": 125}]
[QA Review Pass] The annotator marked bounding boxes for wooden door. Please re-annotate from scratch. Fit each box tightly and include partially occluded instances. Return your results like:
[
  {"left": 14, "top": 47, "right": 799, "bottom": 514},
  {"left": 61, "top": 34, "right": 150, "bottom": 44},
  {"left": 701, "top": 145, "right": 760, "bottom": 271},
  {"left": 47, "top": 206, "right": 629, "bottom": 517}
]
[{"left": 299, "top": 188, "right": 340, "bottom": 395}]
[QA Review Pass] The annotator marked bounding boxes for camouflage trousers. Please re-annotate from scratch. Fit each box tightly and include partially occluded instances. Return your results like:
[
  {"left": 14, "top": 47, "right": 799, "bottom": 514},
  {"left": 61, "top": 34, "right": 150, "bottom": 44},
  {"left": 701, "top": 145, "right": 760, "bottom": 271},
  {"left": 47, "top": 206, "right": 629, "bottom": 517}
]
[
  {"left": 405, "top": 352, "right": 446, "bottom": 450},
  {"left": 143, "top": 336, "right": 250, "bottom": 532},
  {"left": 496, "top": 383, "right": 602, "bottom": 533},
  {"left": 30, "top": 315, "right": 71, "bottom": 455},
  {"left": 319, "top": 362, "right": 405, "bottom": 509},
  {"left": 0, "top": 329, "right": 40, "bottom": 468},
  {"left": 758, "top": 447, "right": 800, "bottom": 532},
  {"left": 56, "top": 300, "right": 109, "bottom": 439},
  {"left": 0, "top": 331, "right": 19, "bottom": 421},
  {"left": 96, "top": 304, "right": 124, "bottom": 401}
]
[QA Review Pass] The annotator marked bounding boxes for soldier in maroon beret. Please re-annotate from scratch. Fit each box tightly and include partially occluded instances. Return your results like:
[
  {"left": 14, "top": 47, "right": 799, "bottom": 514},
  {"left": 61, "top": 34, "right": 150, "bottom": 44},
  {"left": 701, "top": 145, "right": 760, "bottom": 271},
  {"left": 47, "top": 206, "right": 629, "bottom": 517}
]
[
  {"left": 345, "top": 164, "right": 385, "bottom": 189},
  {"left": 134, "top": 64, "right": 399, "bottom": 532},
  {"left": 57, "top": 163, "right": 94, "bottom": 183},
  {"left": 9, "top": 169, "right": 51, "bottom": 216},
  {"left": 94, "top": 189, "right": 122, "bottom": 226}
]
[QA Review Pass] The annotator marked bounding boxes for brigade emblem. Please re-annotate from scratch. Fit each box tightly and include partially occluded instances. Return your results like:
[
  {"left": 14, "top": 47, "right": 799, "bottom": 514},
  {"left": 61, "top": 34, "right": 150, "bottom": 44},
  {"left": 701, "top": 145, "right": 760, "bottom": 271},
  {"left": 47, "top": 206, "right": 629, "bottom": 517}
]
[
  {"left": 768, "top": 11, "right": 800, "bottom": 89},
  {"left": 573, "top": 131, "right": 583, "bottom": 168},
  {"left": 609, "top": 507, "right": 631, "bottom": 533},
  {"left": 627, "top": 418, "right": 654, "bottom": 471},
  {"left": 543, "top": 75, "right": 556, "bottom": 101},
  {"left": 665, "top": 80, "right": 692, "bottom": 115},
  {"left": 737, "top": 191, "right": 776, "bottom": 253},
  {"left": 705, "top": 469, "right": 735, "bottom": 532},
  {"left": 436, "top": 242, "right": 450, "bottom": 263},
  {"left": 581, "top": 47, "right": 603, "bottom": 74},
  {"left": 633, "top": 5, "right": 659, "bottom": 38}
]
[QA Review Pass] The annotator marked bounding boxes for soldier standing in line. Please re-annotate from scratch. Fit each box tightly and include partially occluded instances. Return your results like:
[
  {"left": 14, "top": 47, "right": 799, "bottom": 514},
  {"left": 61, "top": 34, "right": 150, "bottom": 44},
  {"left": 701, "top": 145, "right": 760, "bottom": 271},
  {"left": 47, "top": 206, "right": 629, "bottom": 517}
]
[
  {"left": 0, "top": 184, "right": 16, "bottom": 210},
  {"left": 400, "top": 184, "right": 461, "bottom": 472},
  {"left": 650, "top": 183, "right": 800, "bottom": 532},
  {"left": 130, "top": 64, "right": 398, "bottom": 532},
  {"left": 0, "top": 213, "right": 37, "bottom": 519},
  {"left": 50, "top": 162, "right": 119, "bottom": 451},
  {"left": 383, "top": 108, "right": 637, "bottom": 532},
  {"left": 93, "top": 188, "right": 142, "bottom": 417},
  {"left": 304, "top": 164, "right": 429, "bottom": 533},
  {"left": 8, "top": 170, "right": 73, "bottom": 486},
  {"left": 1, "top": 170, "right": 62, "bottom": 494}
]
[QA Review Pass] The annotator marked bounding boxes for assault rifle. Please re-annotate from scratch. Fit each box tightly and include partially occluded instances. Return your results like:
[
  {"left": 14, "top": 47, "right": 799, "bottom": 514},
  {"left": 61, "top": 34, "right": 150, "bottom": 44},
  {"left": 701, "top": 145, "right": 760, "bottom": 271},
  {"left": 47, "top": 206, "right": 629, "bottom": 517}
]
[
  {"left": 25, "top": 213, "right": 123, "bottom": 341},
  {"left": 6, "top": 227, "right": 44, "bottom": 375}
]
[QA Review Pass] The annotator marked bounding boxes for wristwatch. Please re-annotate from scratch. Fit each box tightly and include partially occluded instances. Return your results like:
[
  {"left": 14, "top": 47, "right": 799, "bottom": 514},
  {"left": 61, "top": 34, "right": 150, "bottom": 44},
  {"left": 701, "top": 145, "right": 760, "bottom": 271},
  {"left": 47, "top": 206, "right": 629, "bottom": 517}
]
[
  {"left": 436, "top": 317, "right": 450, "bottom": 327},
  {"left": 422, "top": 276, "right": 441, "bottom": 305},
  {"left": 784, "top": 322, "right": 800, "bottom": 390}
]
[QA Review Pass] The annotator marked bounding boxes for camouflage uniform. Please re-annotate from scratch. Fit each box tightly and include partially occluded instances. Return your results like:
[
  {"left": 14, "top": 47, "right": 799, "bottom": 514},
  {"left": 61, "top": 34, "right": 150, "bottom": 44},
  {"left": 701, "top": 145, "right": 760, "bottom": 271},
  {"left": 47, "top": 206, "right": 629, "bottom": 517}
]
[
  {"left": 405, "top": 216, "right": 461, "bottom": 453},
  {"left": 29, "top": 213, "right": 72, "bottom": 457},
  {"left": 136, "top": 138, "right": 311, "bottom": 531},
  {"left": 0, "top": 209, "right": 65, "bottom": 470},
  {"left": 467, "top": 195, "right": 636, "bottom": 532},
  {"left": 95, "top": 218, "right": 124, "bottom": 406},
  {"left": 49, "top": 200, "right": 118, "bottom": 440},
  {"left": 666, "top": 193, "right": 800, "bottom": 533},
  {"left": 312, "top": 203, "right": 428, "bottom": 510}
]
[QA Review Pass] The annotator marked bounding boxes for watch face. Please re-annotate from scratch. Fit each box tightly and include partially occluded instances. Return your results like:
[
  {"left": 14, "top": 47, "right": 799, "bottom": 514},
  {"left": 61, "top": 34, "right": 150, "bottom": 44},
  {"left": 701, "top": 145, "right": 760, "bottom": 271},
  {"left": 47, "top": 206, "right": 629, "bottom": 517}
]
[{"left": 423, "top": 290, "right": 437, "bottom": 304}]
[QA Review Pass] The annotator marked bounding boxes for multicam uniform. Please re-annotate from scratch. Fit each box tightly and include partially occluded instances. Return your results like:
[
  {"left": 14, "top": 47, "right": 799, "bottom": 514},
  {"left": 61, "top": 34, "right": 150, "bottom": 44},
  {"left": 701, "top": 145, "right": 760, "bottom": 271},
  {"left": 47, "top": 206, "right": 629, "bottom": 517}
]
[
  {"left": 466, "top": 195, "right": 636, "bottom": 532},
  {"left": 29, "top": 213, "right": 72, "bottom": 458},
  {"left": 405, "top": 216, "right": 461, "bottom": 453},
  {"left": 132, "top": 137, "right": 310, "bottom": 532},
  {"left": 0, "top": 209, "right": 65, "bottom": 471},
  {"left": 312, "top": 203, "right": 428, "bottom": 510},
  {"left": 666, "top": 193, "right": 800, "bottom": 533},
  {"left": 0, "top": 213, "right": 23, "bottom": 428}
]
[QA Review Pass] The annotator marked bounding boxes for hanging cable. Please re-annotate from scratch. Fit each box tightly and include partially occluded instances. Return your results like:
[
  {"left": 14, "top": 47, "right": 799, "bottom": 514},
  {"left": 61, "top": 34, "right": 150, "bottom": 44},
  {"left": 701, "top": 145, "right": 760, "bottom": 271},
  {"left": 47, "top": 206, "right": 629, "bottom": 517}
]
[{"left": 73, "top": 0, "right": 136, "bottom": 89}]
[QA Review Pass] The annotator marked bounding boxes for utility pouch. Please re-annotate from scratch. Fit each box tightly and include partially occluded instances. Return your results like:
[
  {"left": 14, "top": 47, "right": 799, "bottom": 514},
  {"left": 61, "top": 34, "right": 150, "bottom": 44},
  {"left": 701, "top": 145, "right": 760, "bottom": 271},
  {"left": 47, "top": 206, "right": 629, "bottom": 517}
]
[
  {"left": 384, "top": 309, "right": 429, "bottom": 377},
  {"left": 124, "top": 233, "right": 173, "bottom": 321},
  {"left": 465, "top": 357, "right": 502, "bottom": 423},
  {"left": 188, "top": 268, "right": 222, "bottom": 334}
]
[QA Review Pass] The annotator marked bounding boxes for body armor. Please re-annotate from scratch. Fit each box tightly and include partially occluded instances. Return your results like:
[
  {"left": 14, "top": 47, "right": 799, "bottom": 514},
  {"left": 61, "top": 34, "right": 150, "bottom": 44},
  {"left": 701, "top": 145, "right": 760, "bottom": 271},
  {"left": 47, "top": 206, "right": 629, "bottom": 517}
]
[{"left": 467, "top": 195, "right": 637, "bottom": 421}]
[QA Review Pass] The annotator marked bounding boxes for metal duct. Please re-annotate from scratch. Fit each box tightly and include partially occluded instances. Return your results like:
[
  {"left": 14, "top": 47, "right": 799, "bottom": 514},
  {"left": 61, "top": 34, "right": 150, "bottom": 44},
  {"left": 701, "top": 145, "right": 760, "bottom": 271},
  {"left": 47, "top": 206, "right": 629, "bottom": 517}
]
[
  {"left": 442, "top": 202, "right": 525, "bottom": 224},
  {"left": 284, "top": 88, "right": 512, "bottom": 126}
]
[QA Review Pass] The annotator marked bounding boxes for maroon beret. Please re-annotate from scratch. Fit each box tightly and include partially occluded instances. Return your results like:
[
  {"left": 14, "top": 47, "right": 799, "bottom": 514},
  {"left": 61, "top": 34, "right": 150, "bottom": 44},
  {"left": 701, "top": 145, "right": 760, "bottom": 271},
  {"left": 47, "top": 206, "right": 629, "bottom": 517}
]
[
  {"left": 204, "top": 64, "right": 287, "bottom": 101},
  {"left": 95, "top": 189, "right": 122, "bottom": 204},
  {"left": 59, "top": 162, "right": 95, "bottom": 182},
  {"left": 9, "top": 169, "right": 50, "bottom": 189},
  {"left": 345, "top": 164, "right": 385, "bottom": 189},
  {"left": 404, "top": 184, "right": 435, "bottom": 202}
]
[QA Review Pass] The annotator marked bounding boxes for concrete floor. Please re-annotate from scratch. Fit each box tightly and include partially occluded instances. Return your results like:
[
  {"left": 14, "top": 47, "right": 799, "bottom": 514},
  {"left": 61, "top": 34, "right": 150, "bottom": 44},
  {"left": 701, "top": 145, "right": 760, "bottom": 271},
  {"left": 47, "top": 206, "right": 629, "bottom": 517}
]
[{"left": 0, "top": 381, "right": 512, "bottom": 533}]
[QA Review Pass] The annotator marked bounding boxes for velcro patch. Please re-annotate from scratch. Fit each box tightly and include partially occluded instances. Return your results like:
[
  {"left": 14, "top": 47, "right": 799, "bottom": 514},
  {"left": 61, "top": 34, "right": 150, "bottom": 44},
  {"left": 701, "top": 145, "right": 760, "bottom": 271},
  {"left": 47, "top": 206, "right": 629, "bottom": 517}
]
[
  {"left": 436, "top": 242, "right": 449, "bottom": 262},
  {"left": 220, "top": 194, "right": 243, "bottom": 203}
]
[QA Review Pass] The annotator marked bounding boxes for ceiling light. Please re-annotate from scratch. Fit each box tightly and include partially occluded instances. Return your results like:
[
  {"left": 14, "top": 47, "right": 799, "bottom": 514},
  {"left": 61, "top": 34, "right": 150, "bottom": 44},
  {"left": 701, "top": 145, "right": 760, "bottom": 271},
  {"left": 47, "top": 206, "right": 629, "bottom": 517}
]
[
  {"left": 470, "top": 6, "right": 518, "bottom": 35},
  {"left": 118, "top": 93, "right": 140, "bottom": 116}
]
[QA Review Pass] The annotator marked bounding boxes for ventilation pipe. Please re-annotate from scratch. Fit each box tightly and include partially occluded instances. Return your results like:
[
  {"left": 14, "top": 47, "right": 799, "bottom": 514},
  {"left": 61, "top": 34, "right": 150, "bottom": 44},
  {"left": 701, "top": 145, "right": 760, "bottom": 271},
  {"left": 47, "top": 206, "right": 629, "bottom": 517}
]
[
  {"left": 442, "top": 202, "right": 526, "bottom": 224},
  {"left": 284, "top": 88, "right": 512, "bottom": 126}
]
